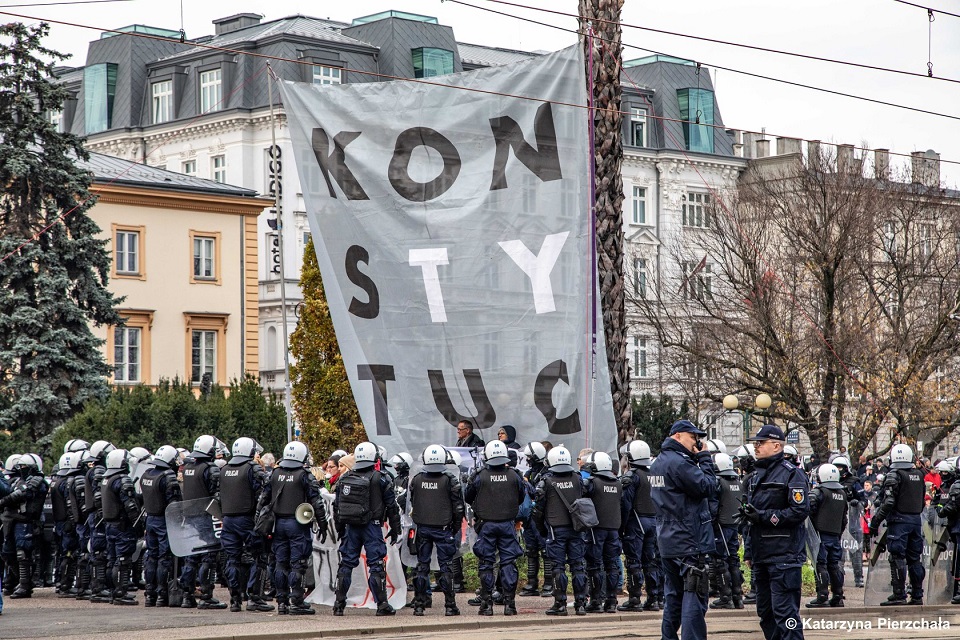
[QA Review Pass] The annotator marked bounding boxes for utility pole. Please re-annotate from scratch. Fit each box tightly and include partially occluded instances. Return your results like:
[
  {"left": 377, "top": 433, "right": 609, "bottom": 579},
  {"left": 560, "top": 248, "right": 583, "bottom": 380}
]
[{"left": 579, "top": 1, "right": 630, "bottom": 445}]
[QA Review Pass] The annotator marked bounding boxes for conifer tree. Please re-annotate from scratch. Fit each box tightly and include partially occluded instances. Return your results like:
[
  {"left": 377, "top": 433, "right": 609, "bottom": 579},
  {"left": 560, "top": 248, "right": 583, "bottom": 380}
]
[{"left": 0, "top": 22, "right": 121, "bottom": 447}]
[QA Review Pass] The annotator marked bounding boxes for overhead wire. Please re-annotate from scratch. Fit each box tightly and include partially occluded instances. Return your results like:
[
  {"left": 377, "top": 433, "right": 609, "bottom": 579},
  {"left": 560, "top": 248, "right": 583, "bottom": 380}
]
[
  {"left": 0, "top": 0, "right": 132, "bottom": 7},
  {"left": 892, "top": 0, "right": 960, "bottom": 20}
]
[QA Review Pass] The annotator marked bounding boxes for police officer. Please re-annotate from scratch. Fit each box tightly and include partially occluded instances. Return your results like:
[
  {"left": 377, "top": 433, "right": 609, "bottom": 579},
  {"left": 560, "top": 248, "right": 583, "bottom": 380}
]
[
  {"left": 533, "top": 445, "right": 588, "bottom": 616},
  {"left": 650, "top": 420, "right": 716, "bottom": 640},
  {"left": 869, "top": 443, "right": 926, "bottom": 605},
  {"left": 582, "top": 451, "right": 621, "bottom": 613},
  {"left": 0, "top": 454, "right": 48, "bottom": 598},
  {"left": 101, "top": 449, "right": 141, "bottom": 606},
  {"left": 84, "top": 440, "right": 115, "bottom": 603},
  {"left": 741, "top": 424, "right": 809, "bottom": 640},
  {"left": 618, "top": 440, "right": 661, "bottom": 612},
  {"left": 180, "top": 435, "right": 227, "bottom": 609},
  {"left": 388, "top": 452, "right": 413, "bottom": 493},
  {"left": 831, "top": 454, "right": 866, "bottom": 588},
  {"left": 464, "top": 440, "right": 525, "bottom": 616},
  {"left": 52, "top": 452, "right": 84, "bottom": 597},
  {"left": 519, "top": 442, "right": 552, "bottom": 598},
  {"left": 806, "top": 463, "right": 847, "bottom": 608},
  {"left": 140, "top": 445, "right": 181, "bottom": 607},
  {"left": 408, "top": 444, "right": 464, "bottom": 616},
  {"left": 332, "top": 441, "right": 400, "bottom": 616},
  {"left": 935, "top": 458, "right": 960, "bottom": 603},
  {"left": 1, "top": 454, "right": 21, "bottom": 597},
  {"left": 259, "top": 440, "right": 327, "bottom": 615},
  {"left": 217, "top": 437, "right": 271, "bottom": 613},
  {"left": 710, "top": 452, "right": 744, "bottom": 610},
  {"left": 734, "top": 443, "right": 759, "bottom": 605}
]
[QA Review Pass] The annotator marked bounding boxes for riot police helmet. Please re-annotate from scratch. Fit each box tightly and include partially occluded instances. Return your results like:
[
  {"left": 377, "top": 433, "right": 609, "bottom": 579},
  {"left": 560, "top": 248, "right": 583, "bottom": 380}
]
[
  {"left": 105, "top": 449, "right": 129, "bottom": 471},
  {"left": 817, "top": 463, "right": 843, "bottom": 489},
  {"left": 421, "top": 445, "right": 447, "bottom": 473},
  {"left": 153, "top": 445, "right": 179, "bottom": 468},
  {"left": 279, "top": 441, "right": 309, "bottom": 469},
  {"left": 192, "top": 435, "right": 217, "bottom": 459},
  {"left": 57, "top": 453, "right": 71, "bottom": 476},
  {"left": 388, "top": 452, "right": 414, "bottom": 475},
  {"left": 714, "top": 452, "right": 738, "bottom": 477},
  {"left": 4, "top": 454, "right": 20, "bottom": 471},
  {"left": 230, "top": 437, "right": 259, "bottom": 463},
  {"left": 89, "top": 440, "right": 116, "bottom": 462},
  {"left": 353, "top": 442, "right": 378, "bottom": 470},
  {"left": 546, "top": 446, "right": 575, "bottom": 473},
  {"left": 17, "top": 453, "right": 42, "bottom": 472},
  {"left": 522, "top": 441, "right": 547, "bottom": 465},
  {"left": 704, "top": 439, "right": 727, "bottom": 455},
  {"left": 483, "top": 441, "right": 510, "bottom": 467},
  {"left": 626, "top": 440, "right": 652, "bottom": 467},
  {"left": 64, "top": 439, "right": 90, "bottom": 454},
  {"left": 584, "top": 451, "right": 616, "bottom": 480},
  {"left": 829, "top": 454, "right": 851, "bottom": 475},
  {"left": 889, "top": 444, "right": 914, "bottom": 470}
]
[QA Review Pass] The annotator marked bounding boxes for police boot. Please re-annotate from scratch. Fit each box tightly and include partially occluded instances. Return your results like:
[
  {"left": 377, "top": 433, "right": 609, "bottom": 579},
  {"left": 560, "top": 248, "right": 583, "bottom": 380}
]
[
  {"left": 952, "top": 579, "right": 960, "bottom": 605},
  {"left": 90, "top": 558, "right": 112, "bottom": 603},
  {"left": 372, "top": 572, "right": 395, "bottom": 616},
  {"left": 229, "top": 588, "right": 242, "bottom": 613},
  {"left": 436, "top": 571, "right": 458, "bottom": 615},
  {"left": 197, "top": 583, "right": 227, "bottom": 609},
  {"left": 181, "top": 592, "right": 198, "bottom": 609},
  {"left": 742, "top": 586, "right": 757, "bottom": 604},
  {"left": 503, "top": 594, "right": 517, "bottom": 616},
  {"left": 144, "top": 591, "right": 157, "bottom": 608},
  {"left": 477, "top": 595, "right": 494, "bottom": 616},
  {"left": 58, "top": 556, "right": 78, "bottom": 598},
  {"left": 806, "top": 593, "right": 830, "bottom": 608},
  {"left": 332, "top": 575, "right": 349, "bottom": 616},
  {"left": 574, "top": 596, "right": 587, "bottom": 616},
  {"left": 617, "top": 573, "right": 643, "bottom": 612},
  {"left": 584, "top": 572, "right": 603, "bottom": 612},
  {"left": 452, "top": 556, "right": 466, "bottom": 593},
  {"left": 545, "top": 597, "right": 567, "bottom": 616},
  {"left": 881, "top": 560, "right": 908, "bottom": 606},
  {"left": 732, "top": 593, "right": 744, "bottom": 610},
  {"left": 520, "top": 552, "right": 540, "bottom": 596},
  {"left": 75, "top": 557, "right": 92, "bottom": 600},
  {"left": 540, "top": 555, "right": 554, "bottom": 597},
  {"left": 276, "top": 595, "right": 289, "bottom": 615},
  {"left": 10, "top": 552, "right": 33, "bottom": 599},
  {"left": 246, "top": 567, "right": 275, "bottom": 612},
  {"left": 829, "top": 593, "right": 845, "bottom": 607},
  {"left": 111, "top": 563, "right": 138, "bottom": 605}
]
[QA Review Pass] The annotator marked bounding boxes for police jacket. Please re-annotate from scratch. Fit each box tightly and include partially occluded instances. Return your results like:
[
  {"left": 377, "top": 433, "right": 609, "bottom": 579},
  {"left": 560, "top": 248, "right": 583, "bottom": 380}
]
[
  {"left": 936, "top": 479, "right": 960, "bottom": 534},
  {"left": 65, "top": 472, "right": 85, "bottom": 525},
  {"left": 1, "top": 472, "right": 49, "bottom": 523},
  {"left": 101, "top": 470, "right": 141, "bottom": 526},
  {"left": 810, "top": 485, "right": 848, "bottom": 536},
  {"left": 220, "top": 460, "right": 267, "bottom": 517},
  {"left": 649, "top": 439, "right": 716, "bottom": 559},
  {"left": 620, "top": 464, "right": 656, "bottom": 529},
  {"left": 465, "top": 465, "right": 525, "bottom": 523},
  {"left": 259, "top": 465, "right": 327, "bottom": 525},
  {"left": 409, "top": 470, "right": 464, "bottom": 528},
  {"left": 524, "top": 461, "right": 547, "bottom": 489},
  {"left": 51, "top": 474, "right": 72, "bottom": 524},
  {"left": 744, "top": 452, "right": 810, "bottom": 564},
  {"left": 840, "top": 473, "right": 866, "bottom": 506},
  {"left": 330, "top": 468, "right": 399, "bottom": 530},
  {"left": 84, "top": 463, "right": 106, "bottom": 517},
  {"left": 140, "top": 463, "right": 182, "bottom": 517},
  {"left": 585, "top": 473, "right": 621, "bottom": 530},
  {"left": 531, "top": 470, "right": 583, "bottom": 533},
  {"left": 871, "top": 465, "right": 925, "bottom": 528},
  {"left": 714, "top": 475, "right": 743, "bottom": 529},
  {"left": 182, "top": 456, "right": 220, "bottom": 501}
]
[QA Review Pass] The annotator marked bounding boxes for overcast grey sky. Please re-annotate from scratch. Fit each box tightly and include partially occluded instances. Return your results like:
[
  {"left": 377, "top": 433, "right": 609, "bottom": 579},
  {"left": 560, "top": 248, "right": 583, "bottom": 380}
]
[{"left": 13, "top": 0, "right": 960, "bottom": 186}]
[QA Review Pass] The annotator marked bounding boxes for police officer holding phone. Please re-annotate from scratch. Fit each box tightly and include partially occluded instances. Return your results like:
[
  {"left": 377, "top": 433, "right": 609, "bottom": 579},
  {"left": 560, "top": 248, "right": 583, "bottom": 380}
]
[{"left": 649, "top": 420, "right": 717, "bottom": 640}]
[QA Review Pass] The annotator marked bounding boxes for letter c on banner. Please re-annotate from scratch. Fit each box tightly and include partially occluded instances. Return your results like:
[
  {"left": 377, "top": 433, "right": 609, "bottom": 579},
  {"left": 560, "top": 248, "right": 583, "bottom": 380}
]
[
  {"left": 389, "top": 127, "right": 461, "bottom": 202},
  {"left": 534, "top": 359, "right": 581, "bottom": 435}
]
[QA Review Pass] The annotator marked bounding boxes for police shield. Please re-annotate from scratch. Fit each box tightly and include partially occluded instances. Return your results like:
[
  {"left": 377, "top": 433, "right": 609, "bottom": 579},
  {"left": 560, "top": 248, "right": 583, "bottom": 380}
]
[
  {"left": 841, "top": 501, "right": 865, "bottom": 588},
  {"left": 925, "top": 508, "right": 952, "bottom": 604},
  {"left": 863, "top": 522, "right": 890, "bottom": 606},
  {"left": 165, "top": 497, "right": 222, "bottom": 557},
  {"left": 804, "top": 518, "right": 821, "bottom": 565}
]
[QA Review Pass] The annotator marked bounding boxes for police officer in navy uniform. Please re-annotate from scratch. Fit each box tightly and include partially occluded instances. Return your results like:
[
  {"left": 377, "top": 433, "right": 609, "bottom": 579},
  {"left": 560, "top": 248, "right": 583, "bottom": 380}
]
[
  {"left": 869, "top": 443, "right": 926, "bottom": 605},
  {"left": 101, "top": 449, "right": 142, "bottom": 605},
  {"left": 582, "top": 451, "right": 621, "bottom": 613},
  {"left": 332, "top": 441, "right": 400, "bottom": 617},
  {"left": 618, "top": 439, "right": 661, "bottom": 612},
  {"left": 140, "top": 445, "right": 181, "bottom": 607},
  {"left": 84, "top": 440, "right": 115, "bottom": 603},
  {"left": 408, "top": 444, "right": 465, "bottom": 617},
  {"left": 50, "top": 453, "right": 79, "bottom": 597},
  {"left": 650, "top": 420, "right": 716, "bottom": 640},
  {"left": 533, "top": 445, "right": 589, "bottom": 616},
  {"left": 180, "top": 435, "right": 227, "bottom": 609},
  {"left": 519, "top": 442, "right": 552, "bottom": 598},
  {"left": 258, "top": 440, "right": 327, "bottom": 615},
  {"left": 709, "top": 452, "right": 744, "bottom": 610},
  {"left": 741, "top": 424, "right": 810, "bottom": 640},
  {"left": 806, "top": 463, "right": 847, "bottom": 608},
  {"left": 220, "top": 437, "right": 274, "bottom": 613},
  {"left": 465, "top": 440, "right": 526, "bottom": 616},
  {"left": 0, "top": 454, "right": 49, "bottom": 599},
  {"left": 934, "top": 458, "right": 960, "bottom": 603}
]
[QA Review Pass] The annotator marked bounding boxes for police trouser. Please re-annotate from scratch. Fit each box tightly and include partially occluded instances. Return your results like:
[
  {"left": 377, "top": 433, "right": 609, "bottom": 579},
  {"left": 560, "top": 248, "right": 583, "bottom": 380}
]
[
  {"left": 521, "top": 517, "right": 547, "bottom": 587},
  {"left": 75, "top": 519, "right": 90, "bottom": 594},
  {"left": 584, "top": 528, "right": 621, "bottom": 603},
  {"left": 887, "top": 515, "right": 925, "bottom": 599},
  {"left": 105, "top": 522, "right": 137, "bottom": 597},
  {"left": 55, "top": 521, "right": 79, "bottom": 591},
  {"left": 336, "top": 520, "right": 389, "bottom": 604},
  {"left": 713, "top": 525, "right": 742, "bottom": 600},
  {"left": 221, "top": 515, "right": 260, "bottom": 595},
  {"left": 180, "top": 551, "right": 218, "bottom": 595},
  {"left": 414, "top": 525, "right": 457, "bottom": 604},
  {"left": 622, "top": 514, "right": 660, "bottom": 600},
  {"left": 3, "top": 521, "right": 37, "bottom": 593},
  {"left": 87, "top": 513, "right": 110, "bottom": 593},
  {"left": 661, "top": 556, "right": 708, "bottom": 640},
  {"left": 272, "top": 516, "right": 311, "bottom": 605},
  {"left": 815, "top": 533, "right": 843, "bottom": 598},
  {"left": 473, "top": 520, "right": 522, "bottom": 599},
  {"left": 144, "top": 515, "right": 172, "bottom": 599},
  {"left": 1, "top": 519, "right": 16, "bottom": 592},
  {"left": 753, "top": 562, "right": 802, "bottom": 640},
  {"left": 545, "top": 525, "right": 587, "bottom": 602}
]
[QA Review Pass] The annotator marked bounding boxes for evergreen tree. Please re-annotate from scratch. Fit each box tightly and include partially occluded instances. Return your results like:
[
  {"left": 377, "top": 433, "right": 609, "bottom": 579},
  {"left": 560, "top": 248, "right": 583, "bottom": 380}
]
[
  {"left": 0, "top": 22, "right": 121, "bottom": 446},
  {"left": 630, "top": 394, "right": 690, "bottom": 454},
  {"left": 289, "top": 238, "right": 363, "bottom": 457}
]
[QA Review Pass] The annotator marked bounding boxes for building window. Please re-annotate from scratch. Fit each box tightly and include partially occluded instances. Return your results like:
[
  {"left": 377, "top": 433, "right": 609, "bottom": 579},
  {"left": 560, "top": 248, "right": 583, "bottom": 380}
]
[
  {"left": 212, "top": 155, "right": 226, "bottom": 183},
  {"left": 190, "top": 230, "right": 221, "bottom": 284},
  {"left": 152, "top": 80, "right": 172, "bottom": 124},
  {"left": 883, "top": 220, "right": 897, "bottom": 255},
  {"left": 48, "top": 110, "right": 64, "bottom": 132},
  {"left": 677, "top": 88, "right": 715, "bottom": 153},
  {"left": 632, "top": 186, "right": 646, "bottom": 224},
  {"left": 682, "top": 191, "right": 711, "bottom": 228},
  {"left": 412, "top": 47, "right": 454, "bottom": 78},
  {"left": 630, "top": 108, "right": 647, "bottom": 147},
  {"left": 184, "top": 313, "right": 227, "bottom": 385},
  {"left": 183, "top": 160, "right": 196, "bottom": 176},
  {"left": 682, "top": 260, "right": 713, "bottom": 300},
  {"left": 634, "top": 258, "right": 647, "bottom": 297},
  {"left": 191, "top": 329, "right": 216, "bottom": 384},
  {"left": 919, "top": 223, "right": 933, "bottom": 259},
  {"left": 84, "top": 63, "right": 118, "bottom": 134},
  {"left": 633, "top": 336, "right": 648, "bottom": 378},
  {"left": 200, "top": 69, "right": 223, "bottom": 113},
  {"left": 115, "top": 229, "right": 139, "bottom": 275},
  {"left": 311, "top": 65, "right": 342, "bottom": 85},
  {"left": 113, "top": 326, "right": 140, "bottom": 383}
]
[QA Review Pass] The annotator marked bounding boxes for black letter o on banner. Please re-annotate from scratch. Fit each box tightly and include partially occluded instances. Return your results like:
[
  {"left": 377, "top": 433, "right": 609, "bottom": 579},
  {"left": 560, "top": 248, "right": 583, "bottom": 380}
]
[{"left": 388, "top": 127, "right": 461, "bottom": 202}]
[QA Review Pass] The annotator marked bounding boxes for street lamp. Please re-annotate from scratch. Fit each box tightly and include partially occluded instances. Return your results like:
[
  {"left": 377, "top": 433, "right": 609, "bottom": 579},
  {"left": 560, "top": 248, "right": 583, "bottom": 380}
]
[{"left": 723, "top": 393, "right": 772, "bottom": 444}]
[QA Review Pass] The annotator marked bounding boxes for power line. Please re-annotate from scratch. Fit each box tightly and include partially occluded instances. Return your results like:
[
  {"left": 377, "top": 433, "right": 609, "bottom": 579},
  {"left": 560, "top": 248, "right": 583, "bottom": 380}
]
[
  {"left": 0, "top": 0, "right": 132, "bottom": 7},
  {"left": 473, "top": 0, "right": 960, "bottom": 86},
  {"left": 892, "top": 0, "right": 960, "bottom": 20},
  {"left": 448, "top": 0, "right": 960, "bottom": 123}
]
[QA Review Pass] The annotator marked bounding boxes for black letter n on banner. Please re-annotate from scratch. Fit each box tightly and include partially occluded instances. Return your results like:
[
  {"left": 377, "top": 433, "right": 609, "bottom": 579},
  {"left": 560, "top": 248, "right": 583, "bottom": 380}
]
[
  {"left": 428, "top": 369, "right": 497, "bottom": 430},
  {"left": 357, "top": 365, "right": 395, "bottom": 435},
  {"left": 311, "top": 128, "right": 369, "bottom": 200},
  {"left": 489, "top": 102, "right": 562, "bottom": 191}
]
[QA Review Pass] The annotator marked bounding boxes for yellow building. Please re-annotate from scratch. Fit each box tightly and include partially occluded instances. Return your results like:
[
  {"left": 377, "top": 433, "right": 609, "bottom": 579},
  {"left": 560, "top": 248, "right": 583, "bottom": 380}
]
[{"left": 83, "top": 153, "right": 271, "bottom": 386}]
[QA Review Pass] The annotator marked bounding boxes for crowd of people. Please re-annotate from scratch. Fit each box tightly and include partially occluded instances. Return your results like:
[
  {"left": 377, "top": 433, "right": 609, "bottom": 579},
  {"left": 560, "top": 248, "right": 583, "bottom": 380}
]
[{"left": 0, "top": 419, "right": 950, "bottom": 640}]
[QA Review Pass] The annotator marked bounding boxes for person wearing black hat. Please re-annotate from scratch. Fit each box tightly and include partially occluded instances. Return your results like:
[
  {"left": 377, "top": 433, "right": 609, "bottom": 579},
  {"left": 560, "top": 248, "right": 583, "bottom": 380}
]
[
  {"left": 649, "top": 420, "right": 717, "bottom": 640},
  {"left": 741, "top": 424, "right": 810, "bottom": 640}
]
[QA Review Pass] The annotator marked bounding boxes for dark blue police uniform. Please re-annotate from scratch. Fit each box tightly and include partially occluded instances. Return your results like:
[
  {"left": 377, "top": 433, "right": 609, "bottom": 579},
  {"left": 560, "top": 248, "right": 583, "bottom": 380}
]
[
  {"left": 220, "top": 457, "right": 271, "bottom": 612},
  {"left": 101, "top": 464, "right": 141, "bottom": 605},
  {"left": 935, "top": 466, "right": 960, "bottom": 603},
  {"left": 584, "top": 467, "right": 622, "bottom": 612},
  {"left": 650, "top": 422, "right": 717, "bottom": 640},
  {"left": 179, "top": 453, "right": 225, "bottom": 609},
  {"left": 807, "top": 479, "right": 847, "bottom": 607},
  {"left": 520, "top": 458, "right": 550, "bottom": 596},
  {"left": 139, "top": 458, "right": 181, "bottom": 606},
  {"left": 533, "top": 462, "right": 588, "bottom": 615}
]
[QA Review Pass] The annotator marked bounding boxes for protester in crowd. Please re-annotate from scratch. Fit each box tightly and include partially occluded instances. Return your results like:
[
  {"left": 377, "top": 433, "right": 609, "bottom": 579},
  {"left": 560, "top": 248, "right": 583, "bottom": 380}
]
[
  {"left": 261, "top": 453, "right": 276, "bottom": 471},
  {"left": 455, "top": 420, "right": 485, "bottom": 448},
  {"left": 497, "top": 426, "right": 521, "bottom": 450}
]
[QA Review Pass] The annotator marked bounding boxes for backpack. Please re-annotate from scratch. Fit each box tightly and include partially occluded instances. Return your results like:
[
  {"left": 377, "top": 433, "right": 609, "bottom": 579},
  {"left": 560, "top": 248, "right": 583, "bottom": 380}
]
[{"left": 337, "top": 472, "right": 373, "bottom": 525}]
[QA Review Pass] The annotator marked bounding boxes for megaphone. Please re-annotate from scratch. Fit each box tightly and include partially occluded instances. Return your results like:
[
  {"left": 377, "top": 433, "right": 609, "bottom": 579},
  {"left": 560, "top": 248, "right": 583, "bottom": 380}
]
[{"left": 295, "top": 502, "right": 315, "bottom": 525}]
